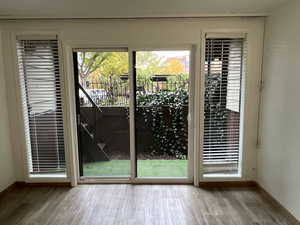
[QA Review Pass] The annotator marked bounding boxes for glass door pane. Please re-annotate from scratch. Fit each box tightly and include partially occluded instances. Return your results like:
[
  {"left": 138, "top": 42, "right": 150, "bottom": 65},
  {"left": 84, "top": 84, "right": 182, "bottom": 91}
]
[
  {"left": 134, "top": 50, "right": 190, "bottom": 178},
  {"left": 202, "top": 38, "right": 244, "bottom": 177},
  {"left": 74, "top": 50, "right": 131, "bottom": 177}
]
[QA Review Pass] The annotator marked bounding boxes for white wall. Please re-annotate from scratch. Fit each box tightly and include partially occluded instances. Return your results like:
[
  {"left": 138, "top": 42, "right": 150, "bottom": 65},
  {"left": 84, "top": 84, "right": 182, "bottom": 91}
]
[
  {"left": 258, "top": 0, "right": 300, "bottom": 220},
  {"left": 0, "top": 31, "right": 15, "bottom": 192},
  {"left": 0, "top": 0, "right": 286, "bottom": 19},
  {"left": 0, "top": 18, "right": 264, "bottom": 183}
]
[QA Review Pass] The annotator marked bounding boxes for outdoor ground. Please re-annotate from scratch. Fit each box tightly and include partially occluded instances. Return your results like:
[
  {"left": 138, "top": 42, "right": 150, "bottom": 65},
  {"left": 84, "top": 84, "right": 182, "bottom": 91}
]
[{"left": 83, "top": 160, "right": 187, "bottom": 177}]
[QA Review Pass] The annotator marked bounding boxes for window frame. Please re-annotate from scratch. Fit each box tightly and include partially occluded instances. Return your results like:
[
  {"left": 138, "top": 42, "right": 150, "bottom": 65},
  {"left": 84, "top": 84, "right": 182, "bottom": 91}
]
[
  {"left": 12, "top": 33, "right": 70, "bottom": 183},
  {"left": 6, "top": 24, "right": 263, "bottom": 186},
  {"left": 198, "top": 31, "right": 249, "bottom": 182},
  {"left": 67, "top": 44, "right": 196, "bottom": 184}
]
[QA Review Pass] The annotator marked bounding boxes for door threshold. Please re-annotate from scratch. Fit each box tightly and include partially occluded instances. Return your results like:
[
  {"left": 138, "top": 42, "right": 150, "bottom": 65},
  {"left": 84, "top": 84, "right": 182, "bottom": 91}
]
[
  {"left": 79, "top": 177, "right": 131, "bottom": 184},
  {"left": 78, "top": 177, "right": 193, "bottom": 184},
  {"left": 132, "top": 178, "right": 193, "bottom": 184}
]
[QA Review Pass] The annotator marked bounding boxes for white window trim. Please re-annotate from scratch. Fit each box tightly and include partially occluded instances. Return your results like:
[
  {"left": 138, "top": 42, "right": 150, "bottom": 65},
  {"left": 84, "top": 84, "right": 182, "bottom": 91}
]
[
  {"left": 66, "top": 43, "right": 196, "bottom": 185},
  {"left": 197, "top": 29, "right": 262, "bottom": 182},
  {"left": 10, "top": 32, "right": 72, "bottom": 183},
  {"left": 5, "top": 25, "right": 263, "bottom": 186}
]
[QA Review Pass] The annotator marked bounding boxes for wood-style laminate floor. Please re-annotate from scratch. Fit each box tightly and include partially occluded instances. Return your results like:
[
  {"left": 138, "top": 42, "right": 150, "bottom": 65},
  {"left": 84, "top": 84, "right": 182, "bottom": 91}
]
[{"left": 0, "top": 185, "right": 292, "bottom": 225}]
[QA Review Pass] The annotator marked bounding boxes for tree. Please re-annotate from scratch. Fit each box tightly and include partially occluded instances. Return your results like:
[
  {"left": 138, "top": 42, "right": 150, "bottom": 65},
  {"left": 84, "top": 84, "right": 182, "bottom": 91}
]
[
  {"left": 78, "top": 52, "right": 111, "bottom": 87},
  {"left": 166, "top": 58, "right": 185, "bottom": 75},
  {"left": 136, "top": 52, "right": 166, "bottom": 76},
  {"left": 78, "top": 51, "right": 170, "bottom": 87},
  {"left": 93, "top": 52, "right": 129, "bottom": 103},
  {"left": 98, "top": 52, "right": 128, "bottom": 79},
  {"left": 135, "top": 52, "right": 167, "bottom": 86}
]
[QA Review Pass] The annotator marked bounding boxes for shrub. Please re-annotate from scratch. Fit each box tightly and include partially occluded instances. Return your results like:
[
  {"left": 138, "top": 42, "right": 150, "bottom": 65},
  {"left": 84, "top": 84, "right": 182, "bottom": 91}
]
[{"left": 136, "top": 88, "right": 188, "bottom": 159}]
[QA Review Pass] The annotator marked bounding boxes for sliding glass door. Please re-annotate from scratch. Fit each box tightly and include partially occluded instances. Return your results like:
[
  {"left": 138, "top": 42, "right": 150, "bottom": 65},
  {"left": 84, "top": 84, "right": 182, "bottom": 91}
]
[
  {"left": 73, "top": 49, "right": 131, "bottom": 177},
  {"left": 133, "top": 50, "right": 190, "bottom": 178},
  {"left": 73, "top": 48, "right": 192, "bottom": 181}
]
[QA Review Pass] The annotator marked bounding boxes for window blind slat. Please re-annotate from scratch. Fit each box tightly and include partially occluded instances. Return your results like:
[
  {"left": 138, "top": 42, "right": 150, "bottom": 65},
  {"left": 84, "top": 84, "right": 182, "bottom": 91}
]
[
  {"left": 17, "top": 39, "right": 66, "bottom": 175},
  {"left": 203, "top": 38, "right": 245, "bottom": 176}
]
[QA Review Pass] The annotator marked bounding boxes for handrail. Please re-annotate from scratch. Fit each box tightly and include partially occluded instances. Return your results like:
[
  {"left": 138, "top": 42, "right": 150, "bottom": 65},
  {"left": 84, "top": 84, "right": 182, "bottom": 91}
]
[{"left": 78, "top": 83, "right": 103, "bottom": 113}]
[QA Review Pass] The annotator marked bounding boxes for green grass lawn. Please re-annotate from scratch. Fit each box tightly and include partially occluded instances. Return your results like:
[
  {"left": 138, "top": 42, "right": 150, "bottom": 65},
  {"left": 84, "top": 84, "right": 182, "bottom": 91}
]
[{"left": 83, "top": 160, "right": 187, "bottom": 177}]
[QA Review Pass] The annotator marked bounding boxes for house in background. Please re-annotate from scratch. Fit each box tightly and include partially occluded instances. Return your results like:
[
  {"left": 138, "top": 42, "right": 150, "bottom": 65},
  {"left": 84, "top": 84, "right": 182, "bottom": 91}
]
[{"left": 0, "top": 0, "right": 299, "bottom": 224}]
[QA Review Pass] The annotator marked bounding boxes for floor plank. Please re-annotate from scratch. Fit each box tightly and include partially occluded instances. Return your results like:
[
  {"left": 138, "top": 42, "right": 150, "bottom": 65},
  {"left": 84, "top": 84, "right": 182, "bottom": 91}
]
[{"left": 0, "top": 185, "right": 293, "bottom": 225}]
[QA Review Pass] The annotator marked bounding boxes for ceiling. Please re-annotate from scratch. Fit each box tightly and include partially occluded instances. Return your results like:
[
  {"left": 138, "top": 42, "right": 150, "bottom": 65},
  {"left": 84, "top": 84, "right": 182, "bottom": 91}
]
[{"left": 0, "top": 0, "right": 288, "bottom": 19}]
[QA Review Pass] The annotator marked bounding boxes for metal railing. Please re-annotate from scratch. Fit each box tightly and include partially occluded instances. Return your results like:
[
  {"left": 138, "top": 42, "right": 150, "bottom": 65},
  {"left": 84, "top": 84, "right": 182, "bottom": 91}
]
[{"left": 80, "top": 80, "right": 189, "bottom": 107}]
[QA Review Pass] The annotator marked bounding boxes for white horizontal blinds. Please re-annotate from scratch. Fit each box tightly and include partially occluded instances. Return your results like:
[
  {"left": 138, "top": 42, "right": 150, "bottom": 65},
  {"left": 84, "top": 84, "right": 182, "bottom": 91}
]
[
  {"left": 203, "top": 38, "right": 244, "bottom": 175},
  {"left": 17, "top": 39, "right": 66, "bottom": 174}
]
